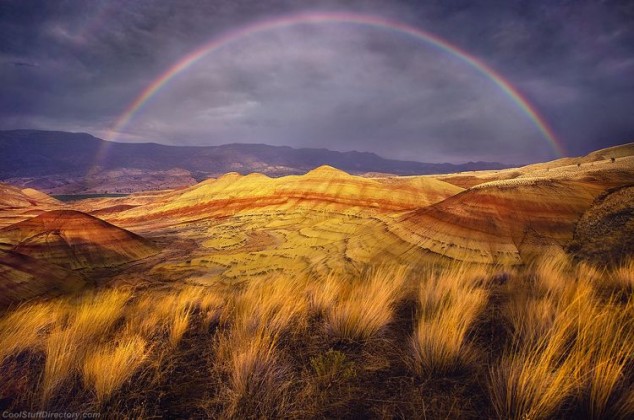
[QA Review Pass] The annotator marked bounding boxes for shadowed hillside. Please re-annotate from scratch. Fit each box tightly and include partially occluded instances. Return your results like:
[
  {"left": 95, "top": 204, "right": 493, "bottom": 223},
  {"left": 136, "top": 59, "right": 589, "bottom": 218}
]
[
  {"left": 0, "top": 250, "right": 84, "bottom": 306},
  {"left": 568, "top": 184, "right": 634, "bottom": 264}
]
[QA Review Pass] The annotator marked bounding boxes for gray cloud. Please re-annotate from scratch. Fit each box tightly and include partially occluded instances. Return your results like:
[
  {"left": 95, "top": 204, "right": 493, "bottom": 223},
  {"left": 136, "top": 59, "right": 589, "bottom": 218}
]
[{"left": 0, "top": 0, "right": 632, "bottom": 163}]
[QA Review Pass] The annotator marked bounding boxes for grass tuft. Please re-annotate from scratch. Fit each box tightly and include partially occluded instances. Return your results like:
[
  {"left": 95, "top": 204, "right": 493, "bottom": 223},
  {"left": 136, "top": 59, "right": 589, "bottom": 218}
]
[
  {"left": 410, "top": 265, "right": 488, "bottom": 376},
  {"left": 324, "top": 266, "right": 408, "bottom": 341},
  {"left": 82, "top": 335, "right": 148, "bottom": 403}
]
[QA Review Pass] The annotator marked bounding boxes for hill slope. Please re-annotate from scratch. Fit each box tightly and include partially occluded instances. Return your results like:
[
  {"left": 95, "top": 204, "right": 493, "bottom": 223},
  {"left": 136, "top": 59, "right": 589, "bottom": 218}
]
[
  {"left": 0, "top": 250, "right": 84, "bottom": 306},
  {"left": 0, "top": 210, "right": 157, "bottom": 269},
  {"left": 104, "top": 165, "right": 464, "bottom": 225},
  {"left": 568, "top": 185, "right": 634, "bottom": 264},
  {"left": 392, "top": 179, "right": 606, "bottom": 264},
  {"left": 435, "top": 142, "right": 634, "bottom": 189},
  {"left": 0, "top": 182, "right": 61, "bottom": 228}
]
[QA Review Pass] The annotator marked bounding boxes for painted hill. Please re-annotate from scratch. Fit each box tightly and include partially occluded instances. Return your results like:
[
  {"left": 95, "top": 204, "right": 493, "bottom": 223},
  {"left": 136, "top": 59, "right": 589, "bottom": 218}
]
[
  {"left": 0, "top": 182, "right": 59, "bottom": 209},
  {"left": 104, "top": 165, "right": 464, "bottom": 226},
  {"left": 60, "top": 143, "right": 632, "bottom": 281},
  {"left": 435, "top": 142, "right": 634, "bottom": 189},
  {"left": 391, "top": 179, "right": 606, "bottom": 264},
  {"left": 0, "top": 182, "right": 61, "bottom": 228},
  {"left": 2, "top": 141, "right": 631, "bottom": 283},
  {"left": 68, "top": 166, "right": 465, "bottom": 279},
  {"left": 0, "top": 210, "right": 157, "bottom": 269}
]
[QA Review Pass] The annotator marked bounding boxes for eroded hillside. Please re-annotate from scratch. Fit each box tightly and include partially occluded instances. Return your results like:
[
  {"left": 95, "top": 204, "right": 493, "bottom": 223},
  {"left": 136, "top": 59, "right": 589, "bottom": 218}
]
[{"left": 0, "top": 143, "right": 632, "bottom": 300}]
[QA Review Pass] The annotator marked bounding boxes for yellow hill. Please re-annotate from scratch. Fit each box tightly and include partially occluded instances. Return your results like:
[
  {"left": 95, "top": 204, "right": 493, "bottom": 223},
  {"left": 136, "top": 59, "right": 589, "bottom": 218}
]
[
  {"left": 435, "top": 142, "right": 634, "bottom": 188},
  {"left": 107, "top": 165, "right": 463, "bottom": 227}
]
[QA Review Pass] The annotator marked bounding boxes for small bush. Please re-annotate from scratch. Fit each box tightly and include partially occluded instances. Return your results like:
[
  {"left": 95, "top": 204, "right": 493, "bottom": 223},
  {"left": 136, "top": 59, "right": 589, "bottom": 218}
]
[{"left": 310, "top": 349, "right": 356, "bottom": 388}]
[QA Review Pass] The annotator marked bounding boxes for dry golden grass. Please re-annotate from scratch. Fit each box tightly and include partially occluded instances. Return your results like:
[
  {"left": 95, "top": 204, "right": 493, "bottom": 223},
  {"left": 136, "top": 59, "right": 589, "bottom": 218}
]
[
  {"left": 572, "top": 299, "right": 634, "bottom": 418},
  {"left": 40, "top": 289, "right": 132, "bottom": 404},
  {"left": 0, "top": 301, "right": 67, "bottom": 364},
  {"left": 198, "top": 289, "right": 226, "bottom": 329},
  {"left": 82, "top": 335, "right": 148, "bottom": 403},
  {"left": 410, "top": 265, "right": 489, "bottom": 375},
  {"left": 490, "top": 306, "right": 581, "bottom": 420},
  {"left": 176, "top": 285, "right": 226, "bottom": 326},
  {"left": 307, "top": 272, "right": 341, "bottom": 315},
  {"left": 612, "top": 258, "right": 634, "bottom": 287},
  {"left": 199, "top": 276, "right": 312, "bottom": 417},
  {"left": 41, "top": 326, "right": 77, "bottom": 404},
  {"left": 169, "top": 307, "right": 192, "bottom": 348},
  {"left": 324, "top": 265, "right": 408, "bottom": 341},
  {"left": 72, "top": 289, "right": 131, "bottom": 338},
  {"left": 230, "top": 276, "right": 309, "bottom": 336},
  {"left": 532, "top": 250, "right": 573, "bottom": 297},
  {"left": 212, "top": 276, "right": 306, "bottom": 417},
  {"left": 505, "top": 293, "right": 559, "bottom": 345},
  {"left": 596, "top": 258, "right": 634, "bottom": 300},
  {"left": 214, "top": 326, "right": 292, "bottom": 417},
  {"left": 1, "top": 256, "right": 632, "bottom": 418},
  {"left": 124, "top": 285, "right": 226, "bottom": 342},
  {"left": 490, "top": 257, "right": 634, "bottom": 420}
]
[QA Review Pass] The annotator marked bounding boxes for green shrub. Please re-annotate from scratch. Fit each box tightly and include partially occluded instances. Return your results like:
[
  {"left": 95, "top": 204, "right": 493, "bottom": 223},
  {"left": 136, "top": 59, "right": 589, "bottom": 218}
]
[{"left": 310, "top": 349, "right": 356, "bottom": 388}]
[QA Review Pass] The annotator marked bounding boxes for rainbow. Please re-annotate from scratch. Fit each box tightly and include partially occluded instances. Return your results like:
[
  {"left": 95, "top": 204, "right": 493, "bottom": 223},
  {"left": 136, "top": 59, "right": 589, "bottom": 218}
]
[{"left": 103, "top": 11, "right": 566, "bottom": 161}]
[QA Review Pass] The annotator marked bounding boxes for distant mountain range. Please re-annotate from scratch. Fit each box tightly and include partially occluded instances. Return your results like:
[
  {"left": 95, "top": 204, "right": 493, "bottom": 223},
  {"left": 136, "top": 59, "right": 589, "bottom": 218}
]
[{"left": 0, "top": 129, "right": 509, "bottom": 194}]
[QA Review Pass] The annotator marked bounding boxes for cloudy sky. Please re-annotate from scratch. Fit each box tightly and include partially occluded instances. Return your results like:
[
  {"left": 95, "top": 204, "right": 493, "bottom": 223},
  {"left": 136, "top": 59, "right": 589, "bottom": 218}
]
[{"left": 1, "top": 0, "right": 633, "bottom": 163}]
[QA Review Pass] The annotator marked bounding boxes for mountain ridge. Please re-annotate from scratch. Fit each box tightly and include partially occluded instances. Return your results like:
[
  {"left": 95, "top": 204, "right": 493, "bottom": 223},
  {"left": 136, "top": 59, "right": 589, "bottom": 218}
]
[{"left": 0, "top": 130, "right": 509, "bottom": 194}]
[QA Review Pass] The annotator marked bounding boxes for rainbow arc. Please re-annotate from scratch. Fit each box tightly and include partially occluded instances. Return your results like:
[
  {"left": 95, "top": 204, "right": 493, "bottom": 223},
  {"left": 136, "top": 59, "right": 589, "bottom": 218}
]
[{"left": 98, "top": 12, "right": 565, "bottom": 169}]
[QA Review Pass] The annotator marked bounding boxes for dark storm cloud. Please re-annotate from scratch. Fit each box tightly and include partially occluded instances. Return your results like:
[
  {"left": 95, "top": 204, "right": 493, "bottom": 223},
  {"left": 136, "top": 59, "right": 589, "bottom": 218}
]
[
  {"left": 11, "top": 61, "right": 38, "bottom": 67},
  {"left": 0, "top": 0, "right": 632, "bottom": 163}
]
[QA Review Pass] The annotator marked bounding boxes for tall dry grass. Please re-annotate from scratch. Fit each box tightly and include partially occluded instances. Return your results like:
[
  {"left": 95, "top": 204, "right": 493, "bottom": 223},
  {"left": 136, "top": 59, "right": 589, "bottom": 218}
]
[
  {"left": 323, "top": 265, "right": 408, "bottom": 341},
  {"left": 82, "top": 335, "right": 148, "bottom": 403},
  {"left": 597, "top": 258, "right": 634, "bottom": 300},
  {"left": 169, "top": 307, "right": 192, "bottom": 347},
  {"left": 229, "top": 275, "right": 309, "bottom": 336},
  {"left": 211, "top": 276, "right": 307, "bottom": 417},
  {"left": 41, "top": 327, "right": 78, "bottom": 405},
  {"left": 0, "top": 256, "right": 631, "bottom": 418},
  {"left": 214, "top": 326, "right": 293, "bottom": 417},
  {"left": 40, "top": 289, "right": 132, "bottom": 404},
  {"left": 307, "top": 272, "right": 342, "bottom": 316},
  {"left": 490, "top": 303, "right": 581, "bottom": 419},
  {"left": 410, "top": 264, "right": 489, "bottom": 375},
  {"left": 0, "top": 301, "right": 68, "bottom": 364},
  {"left": 72, "top": 289, "right": 131, "bottom": 339},
  {"left": 572, "top": 298, "right": 634, "bottom": 419},
  {"left": 490, "top": 256, "right": 634, "bottom": 419},
  {"left": 125, "top": 285, "right": 225, "bottom": 343}
]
